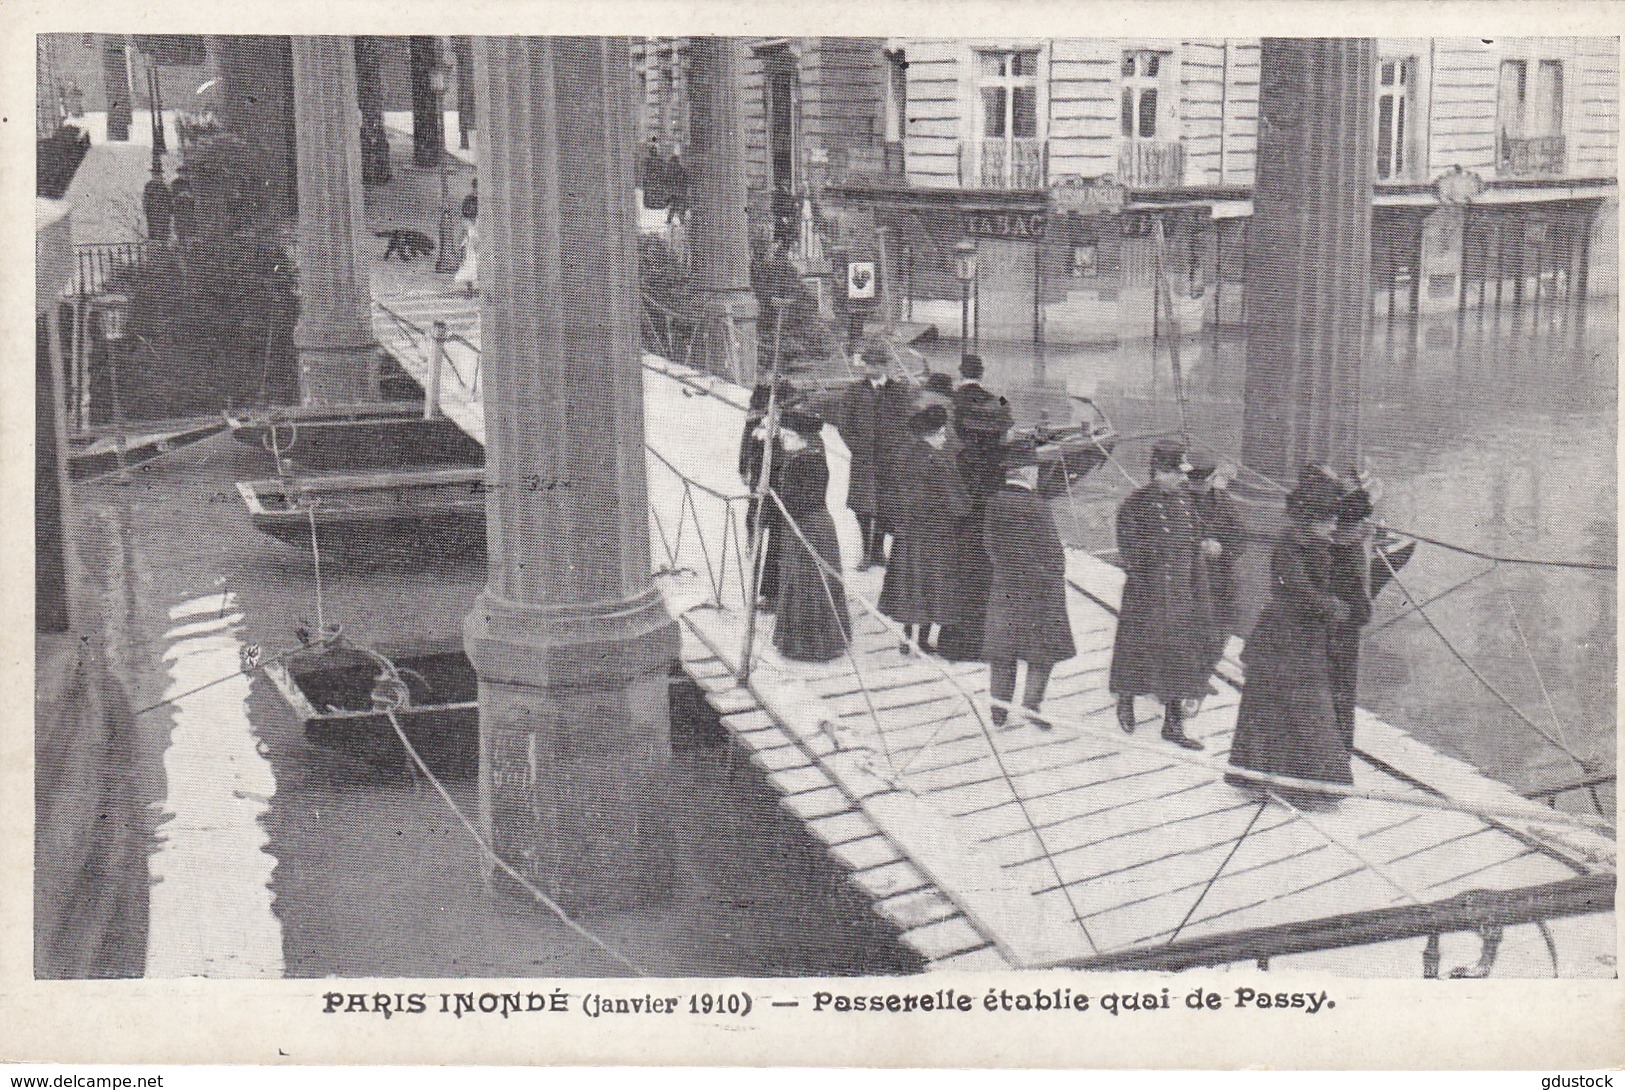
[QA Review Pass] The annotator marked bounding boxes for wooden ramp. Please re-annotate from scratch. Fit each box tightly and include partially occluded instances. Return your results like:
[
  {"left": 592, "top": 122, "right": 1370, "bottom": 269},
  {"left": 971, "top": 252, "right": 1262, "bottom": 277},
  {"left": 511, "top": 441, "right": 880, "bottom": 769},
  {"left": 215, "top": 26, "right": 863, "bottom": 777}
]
[{"left": 369, "top": 281, "right": 1616, "bottom": 977}]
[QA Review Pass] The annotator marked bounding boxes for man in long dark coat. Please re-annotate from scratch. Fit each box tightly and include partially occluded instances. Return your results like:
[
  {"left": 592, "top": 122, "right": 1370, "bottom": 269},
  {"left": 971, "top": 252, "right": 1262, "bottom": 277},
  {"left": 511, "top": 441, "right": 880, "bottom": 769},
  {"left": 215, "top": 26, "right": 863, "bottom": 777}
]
[
  {"left": 871, "top": 347, "right": 918, "bottom": 563},
  {"left": 879, "top": 404, "right": 970, "bottom": 654},
  {"left": 983, "top": 438, "right": 1076, "bottom": 728},
  {"left": 1185, "top": 450, "right": 1247, "bottom": 679},
  {"left": 938, "top": 353, "right": 1017, "bottom": 662},
  {"left": 816, "top": 358, "right": 886, "bottom": 568},
  {"left": 1109, "top": 439, "right": 1214, "bottom": 750}
]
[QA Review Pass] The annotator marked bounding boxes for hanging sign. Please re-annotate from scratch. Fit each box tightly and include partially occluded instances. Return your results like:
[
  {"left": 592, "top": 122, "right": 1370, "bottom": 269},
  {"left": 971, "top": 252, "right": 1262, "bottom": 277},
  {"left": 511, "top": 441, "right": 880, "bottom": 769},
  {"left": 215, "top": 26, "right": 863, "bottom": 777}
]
[
  {"left": 846, "top": 260, "right": 877, "bottom": 301},
  {"left": 1048, "top": 174, "right": 1127, "bottom": 217}
]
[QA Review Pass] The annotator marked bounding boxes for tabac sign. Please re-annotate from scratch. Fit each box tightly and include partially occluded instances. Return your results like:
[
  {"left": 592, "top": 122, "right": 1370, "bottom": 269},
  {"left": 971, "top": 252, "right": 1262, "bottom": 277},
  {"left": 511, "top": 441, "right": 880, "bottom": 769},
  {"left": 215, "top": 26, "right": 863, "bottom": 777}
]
[
  {"left": 966, "top": 210, "right": 1046, "bottom": 240},
  {"left": 1048, "top": 175, "right": 1127, "bottom": 217}
]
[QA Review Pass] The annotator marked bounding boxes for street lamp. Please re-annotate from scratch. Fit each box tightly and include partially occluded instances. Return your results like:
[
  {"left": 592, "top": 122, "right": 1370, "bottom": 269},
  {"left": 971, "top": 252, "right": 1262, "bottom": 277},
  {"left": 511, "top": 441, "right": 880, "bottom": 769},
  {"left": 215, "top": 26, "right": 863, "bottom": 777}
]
[
  {"left": 954, "top": 238, "right": 978, "bottom": 360},
  {"left": 91, "top": 292, "right": 132, "bottom": 482},
  {"left": 430, "top": 60, "right": 459, "bottom": 274}
]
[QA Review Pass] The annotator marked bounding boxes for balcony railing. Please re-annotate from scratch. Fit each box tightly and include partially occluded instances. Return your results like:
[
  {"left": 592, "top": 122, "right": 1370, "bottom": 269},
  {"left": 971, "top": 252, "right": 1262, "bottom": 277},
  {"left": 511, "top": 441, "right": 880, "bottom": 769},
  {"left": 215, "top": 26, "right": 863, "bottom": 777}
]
[
  {"left": 964, "top": 137, "right": 1047, "bottom": 190},
  {"left": 1500, "top": 133, "right": 1566, "bottom": 177},
  {"left": 1118, "top": 139, "right": 1185, "bottom": 189}
]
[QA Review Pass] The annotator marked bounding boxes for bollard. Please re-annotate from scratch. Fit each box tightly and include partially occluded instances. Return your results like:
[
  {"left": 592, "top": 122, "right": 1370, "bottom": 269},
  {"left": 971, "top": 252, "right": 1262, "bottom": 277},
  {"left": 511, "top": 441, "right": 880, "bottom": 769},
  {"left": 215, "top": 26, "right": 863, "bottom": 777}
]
[{"left": 426, "top": 320, "right": 447, "bottom": 420}]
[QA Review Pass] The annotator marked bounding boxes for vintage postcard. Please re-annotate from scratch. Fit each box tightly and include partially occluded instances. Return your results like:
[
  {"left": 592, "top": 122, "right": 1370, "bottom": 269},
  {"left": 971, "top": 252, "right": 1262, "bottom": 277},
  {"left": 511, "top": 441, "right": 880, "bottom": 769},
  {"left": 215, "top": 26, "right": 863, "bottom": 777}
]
[{"left": 5, "top": 0, "right": 1621, "bottom": 1071}]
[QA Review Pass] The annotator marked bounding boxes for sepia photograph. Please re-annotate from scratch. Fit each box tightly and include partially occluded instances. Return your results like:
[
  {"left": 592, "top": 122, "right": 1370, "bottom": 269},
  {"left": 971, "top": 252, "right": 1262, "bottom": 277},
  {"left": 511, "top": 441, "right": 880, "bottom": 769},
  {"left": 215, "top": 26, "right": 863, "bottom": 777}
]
[{"left": 15, "top": 9, "right": 1621, "bottom": 1069}]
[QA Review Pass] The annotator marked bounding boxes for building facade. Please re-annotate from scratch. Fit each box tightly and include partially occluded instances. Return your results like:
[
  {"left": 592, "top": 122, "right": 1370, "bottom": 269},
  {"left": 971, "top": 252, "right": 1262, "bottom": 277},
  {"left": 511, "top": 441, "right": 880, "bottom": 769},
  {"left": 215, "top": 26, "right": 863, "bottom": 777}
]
[{"left": 635, "top": 36, "right": 1619, "bottom": 348}]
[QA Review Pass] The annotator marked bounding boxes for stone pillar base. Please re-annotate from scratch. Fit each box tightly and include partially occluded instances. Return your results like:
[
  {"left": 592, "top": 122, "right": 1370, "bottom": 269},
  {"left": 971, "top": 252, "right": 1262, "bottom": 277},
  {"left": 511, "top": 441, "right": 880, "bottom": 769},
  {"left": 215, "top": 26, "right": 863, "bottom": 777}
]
[
  {"left": 296, "top": 343, "right": 380, "bottom": 407},
  {"left": 701, "top": 289, "right": 759, "bottom": 386},
  {"left": 464, "top": 587, "right": 681, "bottom": 913}
]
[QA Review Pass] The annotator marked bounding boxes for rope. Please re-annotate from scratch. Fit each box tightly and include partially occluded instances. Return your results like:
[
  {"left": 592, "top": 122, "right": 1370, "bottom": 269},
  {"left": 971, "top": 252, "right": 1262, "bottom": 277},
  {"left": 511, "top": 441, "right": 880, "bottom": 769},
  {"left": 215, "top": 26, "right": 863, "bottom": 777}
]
[
  {"left": 1183, "top": 425, "right": 1614, "bottom": 573},
  {"left": 354, "top": 644, "right": 647, "bottom": 978},
  {"left": 1267, "top": 789, "right": 1427, "bottom": 906},
  {"left": 637, "top": 357, "right": 1613, "bottom": 840},
  {"left": 760, "top": 484, "right": 1100, "bottom": 948},
  {"left": 1494, "top": 563, "right": 1583, "bottom": 765},
  {"left": 1378, "top": 551, "right": 1597, "bottom": 776},
  {"left": 132, "top": 640, "right": 308, "bottom": 718},
  {"left": 306, "top": 500, "right": 327, "bottom": 638},
  {"left": 1165, "top": 799, "right": 1269, "bottom": 945},
  {"left": 1002, "top": 695, "right": 1612, "bottom": 838}
]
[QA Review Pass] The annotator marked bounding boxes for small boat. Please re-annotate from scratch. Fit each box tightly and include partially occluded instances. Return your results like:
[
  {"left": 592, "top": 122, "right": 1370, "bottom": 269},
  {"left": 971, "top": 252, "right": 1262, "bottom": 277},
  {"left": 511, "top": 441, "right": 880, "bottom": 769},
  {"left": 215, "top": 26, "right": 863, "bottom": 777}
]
[
  {"left": 223, "top": 404, "right": 482, "bottom": 476},
  {"left": 1007, "top": 385, "right": 1119, "bottom": 498},
  {"left": 235, "top": 466, "right": 486, "bottom": 551}
]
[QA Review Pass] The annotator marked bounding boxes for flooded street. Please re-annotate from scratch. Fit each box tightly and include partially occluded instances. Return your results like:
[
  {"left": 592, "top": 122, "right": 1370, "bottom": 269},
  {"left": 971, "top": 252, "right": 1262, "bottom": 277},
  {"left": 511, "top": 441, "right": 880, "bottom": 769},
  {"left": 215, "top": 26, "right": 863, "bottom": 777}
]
[{"left": 919, "top": 298, "right": 1618, "bottom": 814}]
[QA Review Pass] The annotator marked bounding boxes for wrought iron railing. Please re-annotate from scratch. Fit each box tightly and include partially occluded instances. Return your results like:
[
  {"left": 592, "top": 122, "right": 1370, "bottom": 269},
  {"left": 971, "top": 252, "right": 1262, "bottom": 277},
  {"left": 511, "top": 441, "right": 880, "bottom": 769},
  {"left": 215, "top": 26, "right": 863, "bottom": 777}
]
[
  {"left": 1500, "top": 134, "right": 1566, "bottom": 177},
  {"left": 964, "top": 137, "right": 1047, "bottom": 190},
  {"left": 1118, "top": 139, "right": 1186, "bottom": 189}
]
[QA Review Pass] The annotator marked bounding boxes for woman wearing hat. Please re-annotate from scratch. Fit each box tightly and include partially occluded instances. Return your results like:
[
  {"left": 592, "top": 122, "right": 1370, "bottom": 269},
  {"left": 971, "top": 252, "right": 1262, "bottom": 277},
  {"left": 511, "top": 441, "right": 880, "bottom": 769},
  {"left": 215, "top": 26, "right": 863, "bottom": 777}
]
[
  {"left": 879, "top": 403, "right": 971, "bottom": 654},
  {"left": 1227, "top": 472, "right": 1355, "bottom": 795},
  {"left": 771, "top": 406, "right": 853, "bottom": 662},
  {"left": 982, "top": 438, "right": 1076, "bottom": 727},
  {"left": 1109, "top": 439, "right": 1215, "bottom": 750}
]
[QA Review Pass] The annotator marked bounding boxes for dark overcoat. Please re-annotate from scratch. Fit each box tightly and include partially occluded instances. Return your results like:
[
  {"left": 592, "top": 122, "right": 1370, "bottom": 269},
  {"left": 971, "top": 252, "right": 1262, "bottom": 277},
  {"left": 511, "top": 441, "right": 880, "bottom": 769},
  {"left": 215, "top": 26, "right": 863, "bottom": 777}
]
[
  {"left": 738, "top": 412, "right": 784, "bottom": 601},
  {"left": 821, "top": 380, "right": 881, "bottom": 517},
  {"left": 1109, "top": 484, "right": 1215, "bottom": 701},
  {"left": 982, "top": 483, "right": 1077, "bottom": 667},
  {"left": 1189, "top": 486, "right": 1247, "bottom": 672},
  {"left": 873, "top": 378, "right": 918, "bottom": 531},
  {"left": 1228, "top": 526, "right": 1353, "bottom": 786},
  {"left": 1326, "top": 534, "right": 1375, "bottom": 751},
  {"left": 773, "top": 443, "right": 852, "bottom": 662},
  {"left": 879, "top": 438, "right": 971, "bottom": 626}
]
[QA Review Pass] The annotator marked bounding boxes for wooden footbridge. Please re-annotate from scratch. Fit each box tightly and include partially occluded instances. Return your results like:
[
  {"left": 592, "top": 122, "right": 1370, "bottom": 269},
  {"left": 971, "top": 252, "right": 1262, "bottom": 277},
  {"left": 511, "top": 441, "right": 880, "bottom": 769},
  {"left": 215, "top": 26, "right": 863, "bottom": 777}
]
[{"left": 365, "top": 281, "right": 1615, "bottom": 978}]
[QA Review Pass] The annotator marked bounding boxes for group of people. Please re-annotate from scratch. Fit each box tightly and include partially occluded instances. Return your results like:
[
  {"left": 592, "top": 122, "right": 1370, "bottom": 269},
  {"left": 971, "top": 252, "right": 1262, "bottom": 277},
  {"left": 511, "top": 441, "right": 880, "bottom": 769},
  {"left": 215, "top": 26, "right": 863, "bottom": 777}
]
[
  {"left": 640, "top": 137, "right": 690, "bottom": 226},
  {"left": 141, "top": 162, "right": 198, "bottom": 245},
  {"left": 1107, "top": 438, "right": 1389, "bottom": 795},
  {"left": 739, "top": 348, "right": 1081, "bottom": 734}
]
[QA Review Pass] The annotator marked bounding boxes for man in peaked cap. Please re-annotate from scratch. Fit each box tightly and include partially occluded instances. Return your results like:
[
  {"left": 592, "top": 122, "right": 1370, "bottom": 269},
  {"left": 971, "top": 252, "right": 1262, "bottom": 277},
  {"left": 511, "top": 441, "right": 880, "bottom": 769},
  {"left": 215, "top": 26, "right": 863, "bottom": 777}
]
[
  {"left": 982, "top": 438, "right": 1076, "bottom": 728},
  {"left": 1108, "top": 439, "right": 1214, "bottom": 750}
]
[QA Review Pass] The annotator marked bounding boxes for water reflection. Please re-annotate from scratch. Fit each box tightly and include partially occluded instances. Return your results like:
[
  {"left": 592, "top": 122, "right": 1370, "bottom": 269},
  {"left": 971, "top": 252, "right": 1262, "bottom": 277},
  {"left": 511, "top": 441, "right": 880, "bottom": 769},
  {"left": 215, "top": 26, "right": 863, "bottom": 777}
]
[{"left": 917, "top": 298, "right": 1618, "bottom": 807}]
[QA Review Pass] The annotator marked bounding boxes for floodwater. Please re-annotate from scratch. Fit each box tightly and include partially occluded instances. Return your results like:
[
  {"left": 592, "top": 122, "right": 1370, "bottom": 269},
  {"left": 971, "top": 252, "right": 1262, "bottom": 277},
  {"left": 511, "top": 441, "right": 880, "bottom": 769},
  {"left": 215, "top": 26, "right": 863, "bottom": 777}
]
[{"left": 918, "top": 297, "right": 1619, "bottom": 816}]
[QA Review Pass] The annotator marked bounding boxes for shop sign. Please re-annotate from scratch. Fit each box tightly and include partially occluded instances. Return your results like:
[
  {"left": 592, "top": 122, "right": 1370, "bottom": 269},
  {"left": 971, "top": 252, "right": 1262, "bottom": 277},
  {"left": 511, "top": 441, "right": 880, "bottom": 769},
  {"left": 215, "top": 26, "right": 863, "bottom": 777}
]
[
  {"left": 1048, "top": 174, "right": 1127, "bottom": 216},
  {"left": 966, "top": 210, "right": 1046, "bottom": 240},
  {"left": 1434, "top": 166, "right": 1484, "bottom": 205},
  {"left": 846, "top": 260, "right": 877, "bottom": 301}
]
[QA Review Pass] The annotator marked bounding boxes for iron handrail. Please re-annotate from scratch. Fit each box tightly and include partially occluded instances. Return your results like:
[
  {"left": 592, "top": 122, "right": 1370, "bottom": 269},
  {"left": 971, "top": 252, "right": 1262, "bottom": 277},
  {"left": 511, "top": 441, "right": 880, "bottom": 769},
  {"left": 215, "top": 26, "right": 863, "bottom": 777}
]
[{"left": 1057, "top": 873, "right": 1613, "bottom": 973}]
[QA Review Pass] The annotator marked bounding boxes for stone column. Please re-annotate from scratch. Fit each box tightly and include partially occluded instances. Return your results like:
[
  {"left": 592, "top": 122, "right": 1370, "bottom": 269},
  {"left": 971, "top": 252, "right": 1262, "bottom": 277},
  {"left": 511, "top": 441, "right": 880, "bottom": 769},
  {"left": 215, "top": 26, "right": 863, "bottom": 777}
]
[
  {"left": 687, "top": 37, "right": 760, "bottom": 385},
  {"left": 452, "top": 36, "right": 476, "bottom": 150},
  {"left": 354, "top": 36, "right": 392, "bottom": 186},
  {"left": 409, "top": 36, "right": 447, "bottom": 168},
  {"left": 1241, "top": 39, "right": 1375, "bottom": 482},
  {"left": 289, "top": 36, "right": 380, "bottom": 405},
  {"left": 464, "top": 36, "right": 678, "bottom": 912}
]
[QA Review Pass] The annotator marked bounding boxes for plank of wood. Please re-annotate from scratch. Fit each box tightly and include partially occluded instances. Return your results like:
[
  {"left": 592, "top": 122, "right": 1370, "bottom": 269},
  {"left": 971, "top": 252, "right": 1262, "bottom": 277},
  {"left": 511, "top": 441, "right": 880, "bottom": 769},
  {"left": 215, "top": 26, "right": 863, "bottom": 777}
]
[
  {"left": 848, "top": 859, "right": 932, "bottom": 900},
  {"left": 901, "top": 916, "right": 990, "bottom": 961},
  {"left": 926, "top": 945, "right": 1014, "bottom": 972},
  {"left": 830, "top": 834, "right": 907, "bottom": 873},
  {"left": 767, "top": 764, "right": 837, "bottom": 797},
  {"left": 779, "top": 786, "right": 854, "bottom": 821},
  {"left": 873, "top": 887, "right": 963, "bottom": 931},
  {"left": 806, "top": 810, "right": 882, "bottom": 848}
]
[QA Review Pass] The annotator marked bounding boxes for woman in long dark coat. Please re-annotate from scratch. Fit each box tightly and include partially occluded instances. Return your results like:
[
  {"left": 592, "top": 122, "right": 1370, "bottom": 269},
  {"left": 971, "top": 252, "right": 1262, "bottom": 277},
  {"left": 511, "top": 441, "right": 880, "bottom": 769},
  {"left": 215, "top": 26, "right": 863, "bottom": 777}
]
[
  {"left": 1227, "top": 475, "right": 1354, "bottom": 794},
  {"left": 1109, "top": 440, "right": 1215, "bottom": 750},
  {"left": 772, "top": 408, "right": 852, "bottom": 662},
  {"left": 879, "top": 404, "right": 970, "bottom": 653},
  {"left": 939, "top": 354, "right": 1017, "bottom": 662},
  {"left": 739, "top": 382, "right": 790, "bottom": 608},
  {"left": 983, "top": 439, "right": 1076, "bottom": 727}
]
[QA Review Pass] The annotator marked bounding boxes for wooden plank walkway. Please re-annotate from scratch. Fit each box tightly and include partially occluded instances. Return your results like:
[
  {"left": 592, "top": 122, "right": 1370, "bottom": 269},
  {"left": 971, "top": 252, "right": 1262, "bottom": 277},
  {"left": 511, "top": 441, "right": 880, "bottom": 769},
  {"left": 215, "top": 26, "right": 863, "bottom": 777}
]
[{"left": 366, "top": 275, "right": 1616, "bottom": 977}]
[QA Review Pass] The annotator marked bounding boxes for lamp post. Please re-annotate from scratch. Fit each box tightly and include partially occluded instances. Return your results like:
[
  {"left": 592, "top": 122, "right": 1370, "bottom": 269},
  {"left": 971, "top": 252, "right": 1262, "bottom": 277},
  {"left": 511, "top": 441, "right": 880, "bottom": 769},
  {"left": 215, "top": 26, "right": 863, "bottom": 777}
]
[
  {"left": 954, "top": 237, "right": 978, "bottom": 362},
  {"left": 430, "top": 59, "right": 459, "bottom": 274},
  {"left": 92, "top": 292, "right": 132, "bottom": 483}
]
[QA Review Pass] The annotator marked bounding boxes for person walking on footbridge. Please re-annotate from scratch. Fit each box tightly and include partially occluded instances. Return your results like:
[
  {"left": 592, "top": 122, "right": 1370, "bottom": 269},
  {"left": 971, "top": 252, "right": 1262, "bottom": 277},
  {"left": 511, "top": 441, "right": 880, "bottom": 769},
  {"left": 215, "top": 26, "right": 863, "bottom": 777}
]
[{"left": 1109, "top": 439, "right": 1215, "bottom": 751}]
